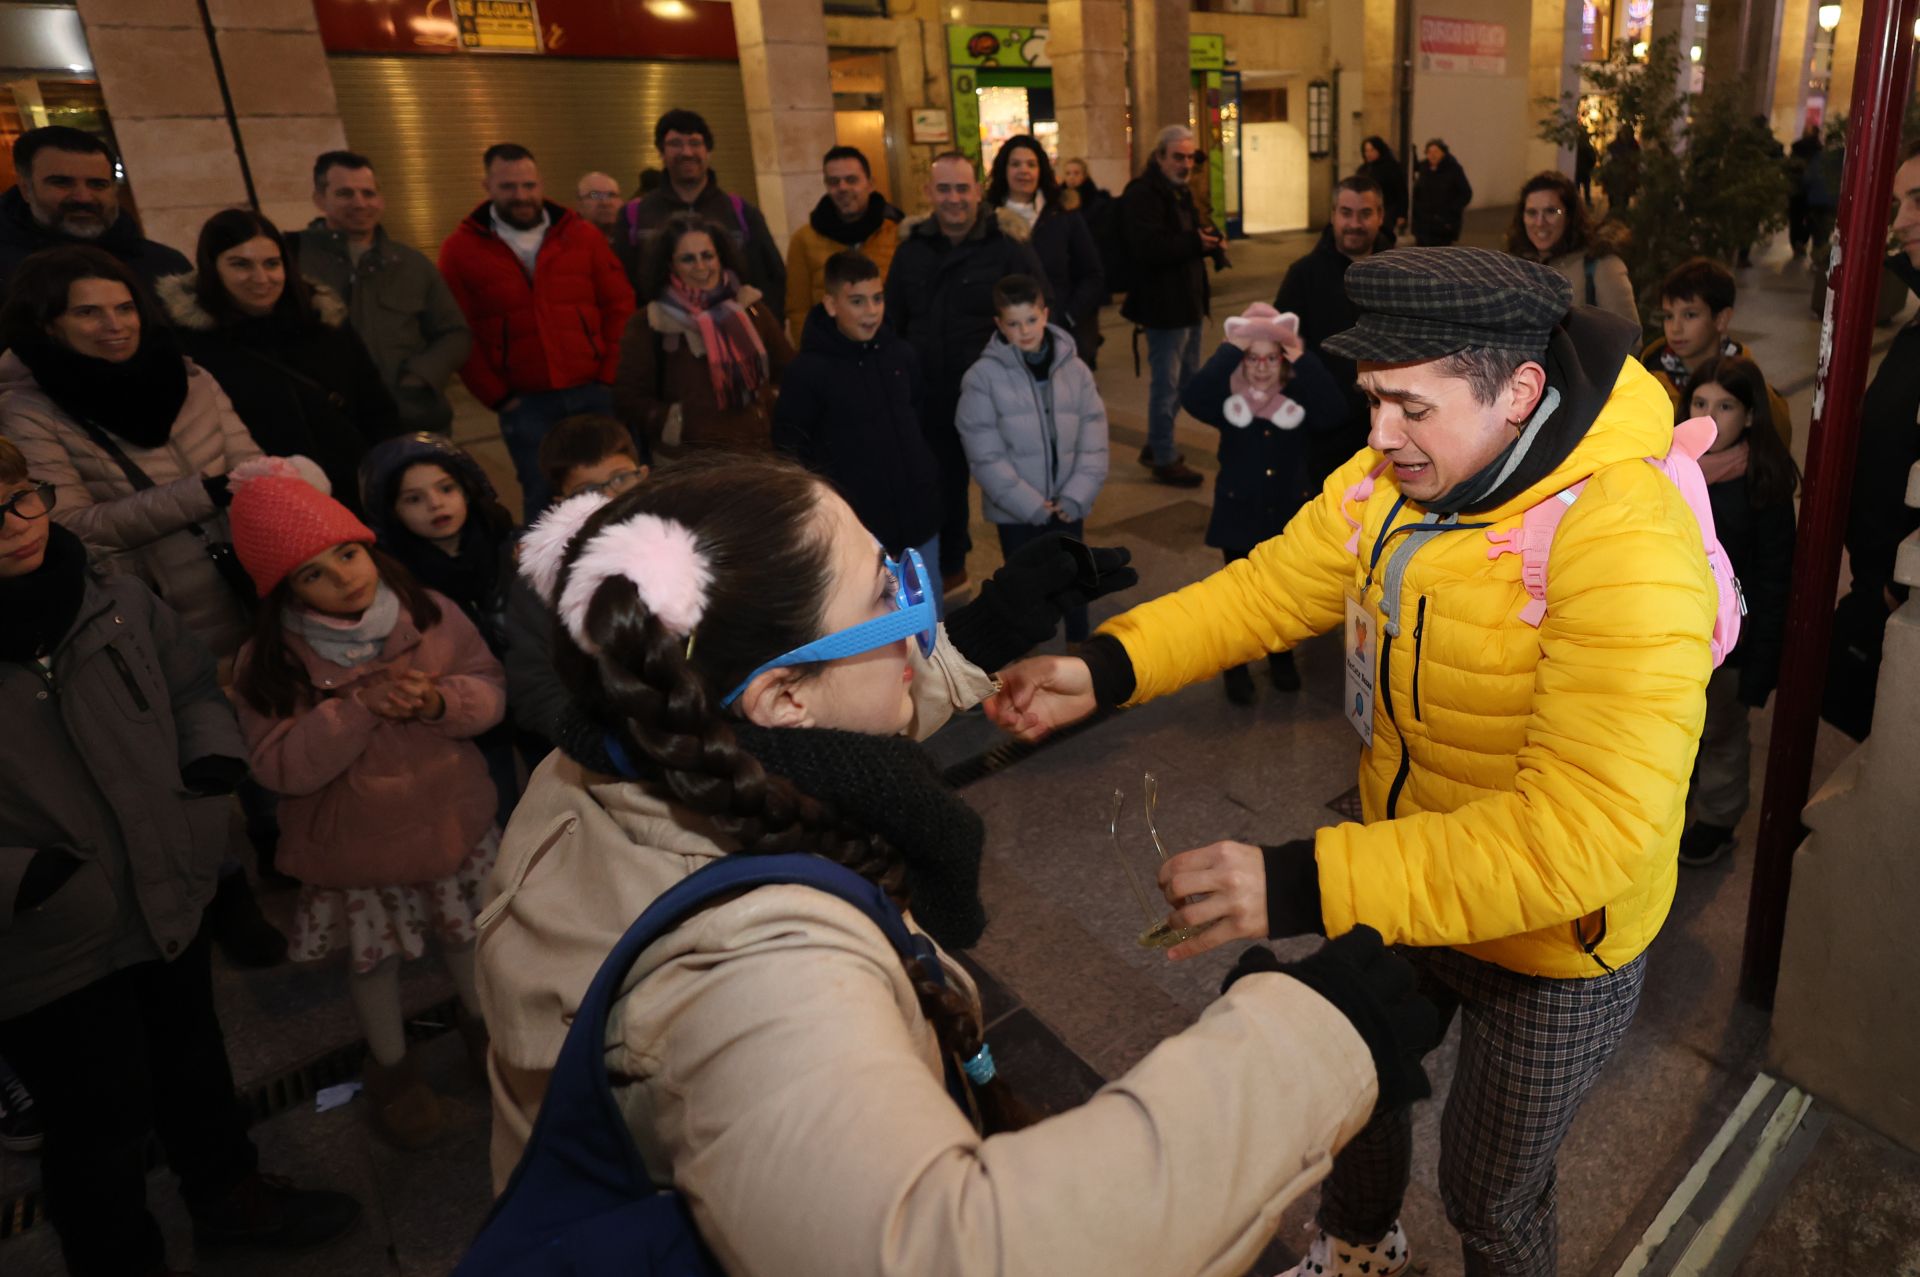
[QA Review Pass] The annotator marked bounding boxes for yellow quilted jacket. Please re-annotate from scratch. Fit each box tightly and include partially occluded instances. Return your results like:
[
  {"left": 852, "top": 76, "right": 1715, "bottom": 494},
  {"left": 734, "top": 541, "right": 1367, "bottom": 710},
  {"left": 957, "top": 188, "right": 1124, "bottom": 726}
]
[{"left": 1102, "top": 358, "right": 1716, "bottom": 977}]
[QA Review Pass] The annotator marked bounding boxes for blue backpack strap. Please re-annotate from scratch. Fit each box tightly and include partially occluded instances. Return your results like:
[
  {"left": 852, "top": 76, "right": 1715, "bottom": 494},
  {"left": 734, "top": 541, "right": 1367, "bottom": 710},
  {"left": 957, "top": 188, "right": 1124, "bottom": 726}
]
[{"left": 484, "top": 853, "right": 960, "bottom": 1214}]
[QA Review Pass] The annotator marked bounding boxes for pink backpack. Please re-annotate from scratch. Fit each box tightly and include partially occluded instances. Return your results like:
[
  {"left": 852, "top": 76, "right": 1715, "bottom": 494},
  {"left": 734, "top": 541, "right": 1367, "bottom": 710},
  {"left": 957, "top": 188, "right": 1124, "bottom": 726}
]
[{"left": 1484, "top": 414, "right": 1746, "bottom": 666}]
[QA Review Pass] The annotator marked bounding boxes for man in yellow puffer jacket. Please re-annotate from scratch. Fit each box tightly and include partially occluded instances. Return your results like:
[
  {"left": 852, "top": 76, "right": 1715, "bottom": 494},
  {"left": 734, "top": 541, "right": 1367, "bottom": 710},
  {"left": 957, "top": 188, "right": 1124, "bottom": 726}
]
[{"left": 990, "top": 248, "right": 1716, "bottom": 1277}]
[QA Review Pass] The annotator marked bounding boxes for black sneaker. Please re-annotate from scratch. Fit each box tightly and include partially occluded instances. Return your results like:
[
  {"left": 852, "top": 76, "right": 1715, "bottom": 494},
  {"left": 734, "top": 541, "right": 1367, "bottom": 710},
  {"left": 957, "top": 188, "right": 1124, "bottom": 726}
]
[
  {"left": 1223, "top": 665, "right": 1256, "bottom": 705},
  {"left": 0, "top": 1058, "right": 43, "bottom": 1154},
  {"left": 192, "top": 1172, "right": 361, "bottom": 1251},
  {"left": 1678, "top": 822, "right": 1735, "bottom": 867},
  {"left": 1268, "top": 650, "right": 1301, "bottom": 691}
]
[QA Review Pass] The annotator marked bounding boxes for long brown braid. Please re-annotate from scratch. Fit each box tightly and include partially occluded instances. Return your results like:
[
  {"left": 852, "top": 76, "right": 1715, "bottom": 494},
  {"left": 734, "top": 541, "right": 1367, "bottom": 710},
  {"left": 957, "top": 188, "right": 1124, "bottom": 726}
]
[{"left": 550, "top": 455, "right": 1033, "bottom": 1133}]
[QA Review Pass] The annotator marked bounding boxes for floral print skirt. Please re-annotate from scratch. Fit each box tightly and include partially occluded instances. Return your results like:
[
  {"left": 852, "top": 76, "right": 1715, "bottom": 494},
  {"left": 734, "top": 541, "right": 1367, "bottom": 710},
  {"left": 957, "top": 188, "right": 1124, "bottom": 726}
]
[{"left": 289, "top": 830, "right": 501, "bottom": 974}]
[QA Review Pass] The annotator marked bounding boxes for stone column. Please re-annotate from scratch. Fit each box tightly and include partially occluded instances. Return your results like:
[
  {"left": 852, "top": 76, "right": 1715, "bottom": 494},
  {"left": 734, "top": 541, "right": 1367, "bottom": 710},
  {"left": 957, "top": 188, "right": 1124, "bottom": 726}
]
[
  {"left": 1053, "top": 0, "right": 1132, "bottom": 193},
  {"left": 1128, "top": 0, "right": 1191, "bottom": 172},
  {"left": 1530, "top": 0, "right": 1585, "bottom": 176},
  {"left": 1651, "top": 0, "right": 1709, "bottom": 106},
  {"left": 1705, "top": 0, "right": 1787, "bottom": 119},
  {"left": 1771, "top": 0, "right": 1819, "bottom": 136},
  {"left": 733, "top": 0, "right": 838, "bottom": 245},
  {"left": 74, "top": 0, "right": 346, "bottom": 254}
]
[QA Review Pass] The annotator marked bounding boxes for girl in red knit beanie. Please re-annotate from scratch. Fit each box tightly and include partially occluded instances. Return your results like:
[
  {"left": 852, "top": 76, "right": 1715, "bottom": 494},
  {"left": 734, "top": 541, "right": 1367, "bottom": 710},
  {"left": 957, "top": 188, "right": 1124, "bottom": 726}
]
[{"left": 225, "top": 458, "right": 506, "bottom": 1151}]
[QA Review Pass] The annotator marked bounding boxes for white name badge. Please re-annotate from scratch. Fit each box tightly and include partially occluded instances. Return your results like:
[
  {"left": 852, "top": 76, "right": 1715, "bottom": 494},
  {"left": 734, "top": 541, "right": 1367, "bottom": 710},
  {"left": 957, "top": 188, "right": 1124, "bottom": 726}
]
[{"left": 1343, "top": 591, "right": 1376, "bottom": 747}]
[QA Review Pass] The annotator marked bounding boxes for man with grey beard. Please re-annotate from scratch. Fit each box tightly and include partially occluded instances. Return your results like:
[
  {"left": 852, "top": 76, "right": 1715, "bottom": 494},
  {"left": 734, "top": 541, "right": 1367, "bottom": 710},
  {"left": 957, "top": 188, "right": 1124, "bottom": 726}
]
[{"left": 0, "top": 126, "right": 189, "bottom": 297}]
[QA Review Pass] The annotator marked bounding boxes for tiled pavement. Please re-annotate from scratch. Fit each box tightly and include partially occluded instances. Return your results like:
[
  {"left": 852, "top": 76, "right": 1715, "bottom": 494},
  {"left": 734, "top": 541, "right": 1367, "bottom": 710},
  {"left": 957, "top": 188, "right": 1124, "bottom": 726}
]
[{"left": 4, "top": 217, "right": 1918, "bottom": 1275}]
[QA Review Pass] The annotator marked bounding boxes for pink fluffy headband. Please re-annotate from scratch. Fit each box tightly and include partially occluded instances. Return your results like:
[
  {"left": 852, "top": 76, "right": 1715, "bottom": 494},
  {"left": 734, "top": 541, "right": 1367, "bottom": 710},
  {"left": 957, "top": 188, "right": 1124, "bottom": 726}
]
[
  {"left": 1223, "top": 303, "right": 1304, "bottom": 359},
  {"left": 518, "top": 492, "right": 713, "bottom": 654}
]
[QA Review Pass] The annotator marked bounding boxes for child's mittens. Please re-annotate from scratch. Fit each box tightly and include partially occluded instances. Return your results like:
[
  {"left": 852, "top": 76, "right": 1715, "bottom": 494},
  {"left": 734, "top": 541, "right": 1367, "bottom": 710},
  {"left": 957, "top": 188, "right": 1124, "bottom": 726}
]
[
  {"left": 1223, "top": 395, "right": 1254, "bottom": 429},
  {"left": 1272, "top": 396, "right": 1306, "bottom": 431}
]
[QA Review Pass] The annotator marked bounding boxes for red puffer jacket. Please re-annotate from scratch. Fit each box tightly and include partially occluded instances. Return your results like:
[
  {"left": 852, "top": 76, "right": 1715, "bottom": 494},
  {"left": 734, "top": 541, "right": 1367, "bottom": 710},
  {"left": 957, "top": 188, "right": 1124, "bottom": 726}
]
[{"left": 438, "top": 201, "right": 636, "bottom": 408}]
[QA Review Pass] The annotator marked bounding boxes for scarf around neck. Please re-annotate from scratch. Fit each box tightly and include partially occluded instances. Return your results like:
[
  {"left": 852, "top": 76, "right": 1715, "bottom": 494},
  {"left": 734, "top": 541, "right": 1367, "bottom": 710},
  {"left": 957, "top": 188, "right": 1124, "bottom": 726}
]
[
  {"left": 284, "top": 580, "right": 401, "bottom": 669},
  {"left": 1225, "top": 363, "right": 1306, "bottom": 429},
  {"left": 12, "top": 325, "right": 190, "bottom": 450},
  {"left": 556, "top": 703, "right": 988, "bottom": 950},
  {"left": 810, "top": 192, "right": 896, "bottom": 246},
  {"left": 388, "top": 518, "right": 506, "bottom": 650},
  {"left": 0, "top": 523, "right": 89, "bottom": 662},
  {"left": 657, "top": 271, "right": 769, "bottom": 412}
]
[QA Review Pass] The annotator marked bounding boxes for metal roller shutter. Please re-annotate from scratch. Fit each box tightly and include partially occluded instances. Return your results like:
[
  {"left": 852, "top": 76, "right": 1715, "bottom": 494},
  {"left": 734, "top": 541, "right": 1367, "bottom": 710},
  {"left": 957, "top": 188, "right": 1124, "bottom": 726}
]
[{"left": 324, "top": 55, "right": 756, "bottom": 255}]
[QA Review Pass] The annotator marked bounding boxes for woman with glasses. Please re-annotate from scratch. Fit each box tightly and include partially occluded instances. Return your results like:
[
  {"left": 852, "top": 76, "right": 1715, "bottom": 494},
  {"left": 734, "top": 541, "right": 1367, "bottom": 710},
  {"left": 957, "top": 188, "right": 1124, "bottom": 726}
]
[
  {"left": 614, "top": 211, "right": 793, "bottom": 456},
  {"left": 474, "top": 452, "right": 1440, "bottom": 1276},
  {"left": 0, "top": 245, "right": 263, "bottom": 666},
  {"left": 0, "top": 436, "right": 361, "bottom": 1276},
  {"left": 1504, "top": 169, "right": 1639, "bottom": 326}
]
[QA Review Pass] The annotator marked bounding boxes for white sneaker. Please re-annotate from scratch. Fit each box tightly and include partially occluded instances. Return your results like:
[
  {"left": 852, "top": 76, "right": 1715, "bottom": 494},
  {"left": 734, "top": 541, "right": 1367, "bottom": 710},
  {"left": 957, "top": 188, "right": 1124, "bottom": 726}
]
[{"left": 1273, "top": 1220, "right": 1412, "bottom": 1277}]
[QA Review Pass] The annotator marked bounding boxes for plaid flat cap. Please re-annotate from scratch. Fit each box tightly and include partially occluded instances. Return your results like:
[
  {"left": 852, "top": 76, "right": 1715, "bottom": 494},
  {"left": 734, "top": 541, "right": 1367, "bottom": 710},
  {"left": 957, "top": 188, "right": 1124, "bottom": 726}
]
[{"left": 1322, "top": 247, "right": 1573, "bottom": 363}]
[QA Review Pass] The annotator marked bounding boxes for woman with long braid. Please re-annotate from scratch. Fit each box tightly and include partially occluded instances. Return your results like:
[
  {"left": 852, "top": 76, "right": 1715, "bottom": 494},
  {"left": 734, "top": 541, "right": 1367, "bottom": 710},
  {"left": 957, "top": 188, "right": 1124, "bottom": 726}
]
[{"left": 475, "top": 454, "right": 1438, "bottom": 1276}]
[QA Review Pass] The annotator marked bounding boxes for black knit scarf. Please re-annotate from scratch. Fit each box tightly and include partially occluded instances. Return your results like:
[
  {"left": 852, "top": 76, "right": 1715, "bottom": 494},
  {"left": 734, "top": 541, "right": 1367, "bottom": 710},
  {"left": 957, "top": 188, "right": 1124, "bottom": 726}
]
[
  {"left": 0, "top": 524, "right": 89, "bottom": 662},
  {"left": 11, "top": 325, "right": 189, "bottom": 449},
  {"left": 809, "top": 192, "right": 899, "bottom": 247},
  {"left": 555, "top": 703, "right": 988, "bottom": 949}
]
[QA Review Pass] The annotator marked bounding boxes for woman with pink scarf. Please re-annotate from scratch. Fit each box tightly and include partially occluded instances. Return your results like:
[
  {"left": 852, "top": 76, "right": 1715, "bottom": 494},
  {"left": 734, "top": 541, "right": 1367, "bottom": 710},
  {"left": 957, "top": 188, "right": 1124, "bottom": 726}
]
[
  {"left": 614, "top": 212, "right": 794, "bottom": 455},
  {"left": 1180, "top": 302, "right": 1348, "bottom": 704}
]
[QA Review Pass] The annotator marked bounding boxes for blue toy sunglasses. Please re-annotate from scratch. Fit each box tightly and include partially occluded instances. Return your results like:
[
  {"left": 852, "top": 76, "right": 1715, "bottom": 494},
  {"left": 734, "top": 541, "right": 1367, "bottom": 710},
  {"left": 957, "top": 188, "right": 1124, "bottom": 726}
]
[{"left": 720, "top": 547, "right": 937, "bottom": 707}]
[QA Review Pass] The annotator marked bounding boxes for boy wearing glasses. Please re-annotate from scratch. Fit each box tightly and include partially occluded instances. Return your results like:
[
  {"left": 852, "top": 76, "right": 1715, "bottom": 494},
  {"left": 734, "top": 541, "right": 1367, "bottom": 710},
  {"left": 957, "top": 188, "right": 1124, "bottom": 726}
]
[
  {"left": 0, "top": 437, "right": 361, "bottom": 1270},
  {"left": 1180, "top": 302, "right": 1347, "bottom": 702}
]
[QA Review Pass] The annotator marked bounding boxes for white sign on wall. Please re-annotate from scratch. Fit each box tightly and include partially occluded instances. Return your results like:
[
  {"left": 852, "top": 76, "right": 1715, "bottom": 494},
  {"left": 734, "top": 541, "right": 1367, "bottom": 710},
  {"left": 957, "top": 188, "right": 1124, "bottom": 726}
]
[{"left": 1418, "top": 16, "right": 1508, "bottom": 75}]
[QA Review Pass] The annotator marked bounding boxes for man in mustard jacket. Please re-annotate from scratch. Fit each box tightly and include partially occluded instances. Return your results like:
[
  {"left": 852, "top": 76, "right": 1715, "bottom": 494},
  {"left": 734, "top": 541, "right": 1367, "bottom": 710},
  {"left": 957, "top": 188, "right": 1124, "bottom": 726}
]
[{"left": 991, "top": 248, "right": 1717, "bottom": 1277}]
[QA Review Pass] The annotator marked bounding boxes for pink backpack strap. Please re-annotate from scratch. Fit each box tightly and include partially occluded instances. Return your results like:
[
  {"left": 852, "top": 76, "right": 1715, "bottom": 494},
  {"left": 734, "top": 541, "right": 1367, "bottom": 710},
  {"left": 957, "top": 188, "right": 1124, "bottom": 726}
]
[
  {"left": 1484, "top": 415, "right": 1744, "bottom": 662},
  {"left": 1486, "top": 481, "right": 1587, "bottom": 626},
  {"left": 1341, "top": 458, "right": 1392, "bottom": 555}
]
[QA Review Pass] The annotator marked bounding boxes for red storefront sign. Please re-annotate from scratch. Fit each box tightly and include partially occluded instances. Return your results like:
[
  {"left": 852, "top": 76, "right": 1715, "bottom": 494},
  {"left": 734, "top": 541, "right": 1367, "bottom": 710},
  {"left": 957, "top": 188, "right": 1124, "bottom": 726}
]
[
  {"left": 1417, "top": 16, "right": 1508, "bottom": 75},
  {"left": 313, "top": 0, "right": 737, "bottom": 60}
]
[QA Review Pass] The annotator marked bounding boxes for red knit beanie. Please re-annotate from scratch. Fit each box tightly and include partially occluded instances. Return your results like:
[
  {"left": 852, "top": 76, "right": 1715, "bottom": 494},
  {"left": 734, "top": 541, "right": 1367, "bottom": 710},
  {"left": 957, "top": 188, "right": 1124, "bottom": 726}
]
[{"left": 227, "top": 457, "right": 375, "bottom": 597}]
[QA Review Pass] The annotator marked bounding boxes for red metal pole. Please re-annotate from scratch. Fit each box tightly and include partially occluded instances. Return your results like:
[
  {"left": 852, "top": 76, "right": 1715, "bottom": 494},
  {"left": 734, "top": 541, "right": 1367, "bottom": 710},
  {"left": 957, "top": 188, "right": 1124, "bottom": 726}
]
[{"left": 1741, "top": 0, "right": 1920, "bottom": 1007}]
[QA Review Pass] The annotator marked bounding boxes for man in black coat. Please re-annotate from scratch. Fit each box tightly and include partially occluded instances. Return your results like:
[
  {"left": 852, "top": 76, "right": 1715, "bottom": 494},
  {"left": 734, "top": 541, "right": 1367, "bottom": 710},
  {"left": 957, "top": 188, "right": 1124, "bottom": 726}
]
[
  {"left": 1275, "top": 175, "right": 1392, "bottom": 485},
  {"left": 0, "top": 127, "right": 189, "bottom": 299},
  {"left": 1119, "top": 125, "right": 1221, "bottom": 488},
  {"left": 774, "top": 251, "right": 941, "bottom": 563},
  {"left": 884, "top": 152, "right": 1047, "bottom": 586}
]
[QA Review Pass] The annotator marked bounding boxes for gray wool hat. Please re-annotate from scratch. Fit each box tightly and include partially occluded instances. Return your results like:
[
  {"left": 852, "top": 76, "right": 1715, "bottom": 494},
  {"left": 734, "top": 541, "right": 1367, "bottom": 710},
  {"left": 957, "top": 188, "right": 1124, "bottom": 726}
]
[{"left": 1322, "top": 247, "right": 1573, "bottom": 363}]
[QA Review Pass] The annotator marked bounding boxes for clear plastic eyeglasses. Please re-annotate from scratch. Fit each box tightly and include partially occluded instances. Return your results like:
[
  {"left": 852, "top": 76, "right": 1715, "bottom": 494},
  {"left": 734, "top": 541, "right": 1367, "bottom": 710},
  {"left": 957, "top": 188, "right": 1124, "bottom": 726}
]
[{"left": 1108, "top": 773, "right": 1215, "bottom": 950}]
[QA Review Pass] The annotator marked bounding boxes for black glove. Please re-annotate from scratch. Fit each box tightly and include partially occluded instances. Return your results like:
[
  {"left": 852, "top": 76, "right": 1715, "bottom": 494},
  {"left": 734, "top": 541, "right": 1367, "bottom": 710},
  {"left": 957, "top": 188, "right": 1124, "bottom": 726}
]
[
  {"left": 1222, "top": 926, "right": 1442, "bottom": 1113},
  {"left": 944, "top": 534, "right": 1139, "bottom": 672},
  {"left": 203, "top": 474, "right": 233, "bottom": 509},
  {"left": 1262, "top": 839, "right": 1325, "bottom": 939},
  {"left": 16, "top": 846, "right": 83, "bottom": 913},
  {"left": 181, "top": 754, "right": 249, "bottom": 797}
]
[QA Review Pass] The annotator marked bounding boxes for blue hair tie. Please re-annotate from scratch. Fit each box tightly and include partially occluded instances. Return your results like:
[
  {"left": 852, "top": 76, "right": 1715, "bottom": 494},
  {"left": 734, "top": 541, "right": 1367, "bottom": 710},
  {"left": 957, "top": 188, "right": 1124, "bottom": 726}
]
[
  {"left": 962, "top": 1043, "right": 996, "bottom": 1086},
  {"left": 602, "top": 732, "right": 638, "bottom": 779}
]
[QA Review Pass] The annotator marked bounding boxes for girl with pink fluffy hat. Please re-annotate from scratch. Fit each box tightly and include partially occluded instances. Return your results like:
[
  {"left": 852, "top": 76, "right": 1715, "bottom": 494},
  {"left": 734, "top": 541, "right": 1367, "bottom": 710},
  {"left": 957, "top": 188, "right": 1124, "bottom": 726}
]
[{"left": 1179, "top": 302, "right": 1349, "bottom": 703}]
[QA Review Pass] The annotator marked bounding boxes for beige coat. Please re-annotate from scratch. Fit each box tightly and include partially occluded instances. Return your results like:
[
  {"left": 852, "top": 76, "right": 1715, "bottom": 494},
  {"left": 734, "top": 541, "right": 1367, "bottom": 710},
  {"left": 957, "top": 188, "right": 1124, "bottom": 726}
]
[
  {"left": 0, "top": 353, "right": 262, "bottom": 660},
  {"left": 479, "top": 766, "right": 1380, "bottom": 1277},
  {"left": 1546, "top": 247, "right": 1639, "bottom": 326}
]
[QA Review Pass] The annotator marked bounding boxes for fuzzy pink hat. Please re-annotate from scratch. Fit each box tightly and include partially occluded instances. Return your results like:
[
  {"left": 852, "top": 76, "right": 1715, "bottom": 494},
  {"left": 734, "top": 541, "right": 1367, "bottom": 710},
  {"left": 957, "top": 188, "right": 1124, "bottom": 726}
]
[
  {"left": 1223, "top": 303, "right": 1304, "bottom": 362},
  {"left": 226, "top": 456, "right": 375, "bottom": 597}
]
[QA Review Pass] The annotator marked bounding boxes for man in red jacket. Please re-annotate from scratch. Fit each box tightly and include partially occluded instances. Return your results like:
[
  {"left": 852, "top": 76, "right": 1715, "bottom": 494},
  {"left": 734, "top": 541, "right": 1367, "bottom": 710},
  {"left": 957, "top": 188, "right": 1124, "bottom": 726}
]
[{"left": 438, "top": 142, "right": 636, "bottom": 515}]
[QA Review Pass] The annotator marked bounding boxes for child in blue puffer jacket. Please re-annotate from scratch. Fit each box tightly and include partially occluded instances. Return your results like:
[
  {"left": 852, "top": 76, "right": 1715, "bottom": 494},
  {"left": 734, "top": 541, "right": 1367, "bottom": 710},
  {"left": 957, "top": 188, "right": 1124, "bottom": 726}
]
[
  {"left": 1181, "top": 303, "right": 1348, "bottom": 703},
  {"left": 955, "top": 274, "right": 1110, "bottom": 642}
]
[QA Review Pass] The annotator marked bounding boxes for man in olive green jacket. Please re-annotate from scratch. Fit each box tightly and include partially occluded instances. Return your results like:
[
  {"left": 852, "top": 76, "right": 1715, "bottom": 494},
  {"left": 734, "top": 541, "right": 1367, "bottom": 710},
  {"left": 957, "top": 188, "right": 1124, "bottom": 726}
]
[{"left": 293, "top": 150, "right": 471, "bottom": 434}]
